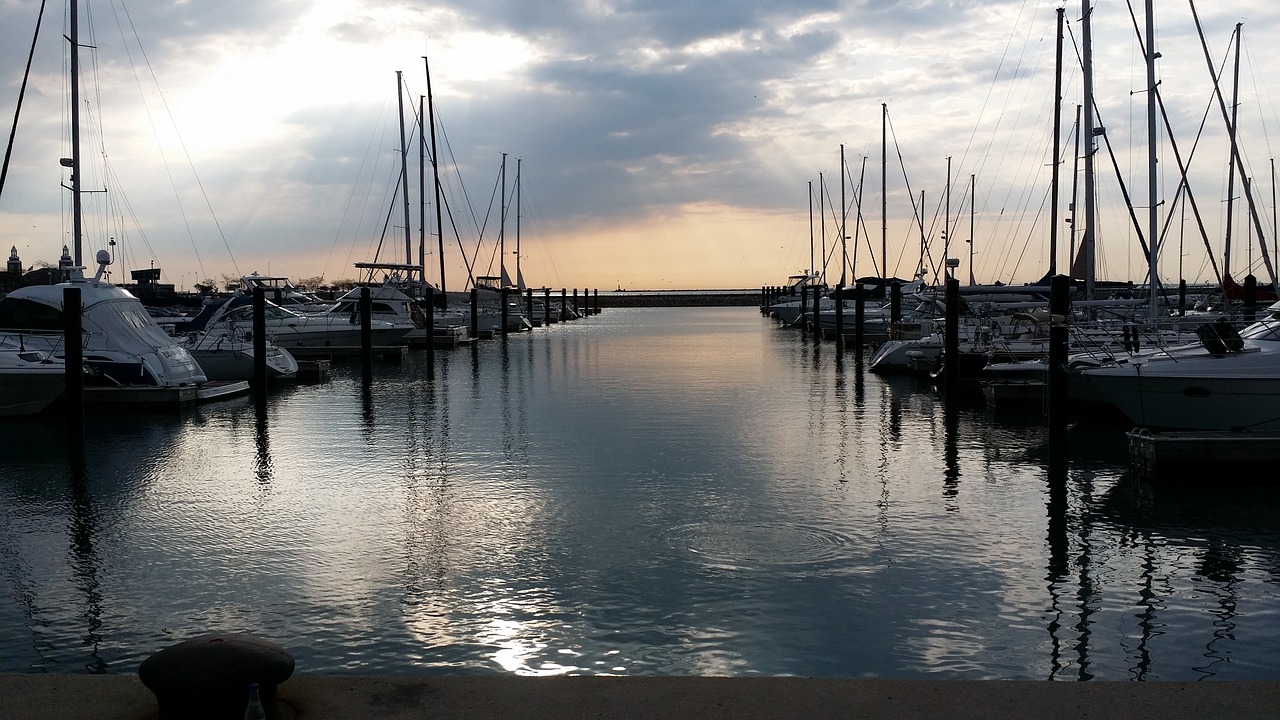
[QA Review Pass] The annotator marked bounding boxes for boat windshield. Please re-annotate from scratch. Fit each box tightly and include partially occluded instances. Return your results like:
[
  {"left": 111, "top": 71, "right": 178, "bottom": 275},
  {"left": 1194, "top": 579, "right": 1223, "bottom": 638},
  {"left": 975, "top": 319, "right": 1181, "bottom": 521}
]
[{"left": 1240, "top": 317, "right": 1280, "bottom": 341}]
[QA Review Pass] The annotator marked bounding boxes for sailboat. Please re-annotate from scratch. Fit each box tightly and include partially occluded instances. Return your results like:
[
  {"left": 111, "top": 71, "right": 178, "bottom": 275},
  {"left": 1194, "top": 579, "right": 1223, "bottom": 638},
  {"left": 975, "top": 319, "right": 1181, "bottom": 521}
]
[{"left": 0, "top": 2, "right": 210, "bottom": 399}]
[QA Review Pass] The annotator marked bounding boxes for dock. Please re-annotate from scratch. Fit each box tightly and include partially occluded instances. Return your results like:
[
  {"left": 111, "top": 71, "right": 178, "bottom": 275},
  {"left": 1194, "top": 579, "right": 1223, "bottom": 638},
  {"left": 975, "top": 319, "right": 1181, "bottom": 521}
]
[
  {"left": 1127, "top": 428, "right": 1280, "bottom": 483},
  {"left": 82, "top": 380, "right": 251, "bottom": 407},
  {"left": 286, "top": 346, "right": 410, "bottom": 362}
]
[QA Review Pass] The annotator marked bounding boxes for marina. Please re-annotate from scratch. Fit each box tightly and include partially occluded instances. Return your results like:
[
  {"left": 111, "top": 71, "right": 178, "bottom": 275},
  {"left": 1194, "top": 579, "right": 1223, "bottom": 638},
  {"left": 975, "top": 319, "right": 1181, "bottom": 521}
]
[{"left": 2, "top": 306, "right": 1279, "bottom": 681}]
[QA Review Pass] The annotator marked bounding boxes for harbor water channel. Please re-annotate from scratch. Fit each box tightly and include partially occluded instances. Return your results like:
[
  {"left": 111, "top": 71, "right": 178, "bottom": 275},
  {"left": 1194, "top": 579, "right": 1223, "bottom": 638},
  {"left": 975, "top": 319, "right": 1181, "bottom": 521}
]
[{"left": 2, "top": 306, "right": 1278, "bottom": 680}]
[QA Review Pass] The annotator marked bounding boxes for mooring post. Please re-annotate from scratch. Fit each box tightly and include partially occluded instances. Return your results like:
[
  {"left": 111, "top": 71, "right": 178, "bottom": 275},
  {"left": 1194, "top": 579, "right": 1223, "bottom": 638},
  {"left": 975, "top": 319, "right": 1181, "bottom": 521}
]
[
  {"left": 890, "top": 281, "right": 902, "bottom": 329},
  {"left": 1048, "top": 274, "right": 1070, "bottom": 468},
  {"left": 594, "top": 289, "right": 599, "bottom": 314},
  {"left": 62, "top": 286, "right": 84, "bottom": 448},
  {"left": 833, "top": 284, "right": 844, "bottom": 345},
  {"left": 469, "top": 288, "right": 479, "bottom": 338},
  {"left": 1178, "top": 279, "right": 1187, "bottom": 317},
  {"left": 253, "top": 287, "right": 267, "bottom": 401},
  {"left": 544, "top": 288, "right": 552, "bottom": 325},
  {"left": 560, "top": 288, "right": 567, "bottom": 320},
  {"left": 811, "top": 287, "right": 821, "bottom": 339},
  {"left": 424, "top": 286, "right": 435, "bottom": 373},
  {"left": 501, "top": 287, "right": 510, "bottom": 336},
  {"left": 526, "top": 288, "right": 534, "bottom": 325},
  {"left": 359, "top": 285, "right": 373, "bottom": 370},
  {"left": 1245, "top": 274, "right": 1258, "bottom": 323},
  {"left": 799, "top": 285, "right": 808, "bottom": 328},
  {"left": 854, "top": 284, "right": 865, "bottom": 355},
  {"left": 944, "top": 278, "right": 960, "bottom": 401}
]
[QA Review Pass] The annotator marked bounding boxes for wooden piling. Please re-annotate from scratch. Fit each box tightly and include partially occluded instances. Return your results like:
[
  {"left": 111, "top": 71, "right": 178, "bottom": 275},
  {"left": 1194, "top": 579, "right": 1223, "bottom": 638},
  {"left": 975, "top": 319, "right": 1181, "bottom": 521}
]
[
  {"left": 544, "top": 288, "right": 552, "bottom": 326},
  {"left": 854, "top": 284, "right": 865, "bottom": 354},
  {"left": 834, "top": 284, "right": 844, "bottom": 344},
  {"left": 470, "top": 288, "right": 479, "bottom": 338},
  {"left": 253, "top": 287, "right": 267, "bottom": 401},
  {"left": 424, "top": 286, "right": 435, "bottom": 372},
  {"left": 359, "top": 286, "right": 373, "bottom": 371},
  {"left": 1245, "top": 274, "right": 1258, "bottom": 323},
  {"left": 944, "top": 279, "right": 960, "bottom": 400},
  {"left": 62, "top": 287, "right": 84, "bottom": 446},
  {"left": 501, "top": 287, "right": 510, "bottom": 336},
  {"left": 1048, "top": 274, "right": 1070, "bottom": 468}
]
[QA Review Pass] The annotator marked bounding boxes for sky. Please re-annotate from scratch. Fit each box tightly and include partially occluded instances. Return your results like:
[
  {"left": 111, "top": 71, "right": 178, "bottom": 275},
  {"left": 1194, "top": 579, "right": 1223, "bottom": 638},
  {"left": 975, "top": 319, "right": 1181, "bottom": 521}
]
[{"left": 2, "top": 1, "right": 1279, "bottom": 292}]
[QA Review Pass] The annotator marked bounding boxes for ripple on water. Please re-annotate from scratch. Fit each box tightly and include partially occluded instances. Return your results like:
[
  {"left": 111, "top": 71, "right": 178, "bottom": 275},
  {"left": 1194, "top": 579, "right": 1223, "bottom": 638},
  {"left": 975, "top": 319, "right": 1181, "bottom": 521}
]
[{"left": 664, "top": 521, "right": 868, "bottom": 574}]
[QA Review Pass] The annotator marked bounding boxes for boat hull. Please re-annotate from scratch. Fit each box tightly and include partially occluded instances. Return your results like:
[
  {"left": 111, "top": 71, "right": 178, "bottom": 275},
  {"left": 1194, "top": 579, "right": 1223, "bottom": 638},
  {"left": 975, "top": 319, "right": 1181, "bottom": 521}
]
[
  {"left": 1070, "top": 360, "right": 1280, "bottom": 431},
  {"left": 0, "top": 365, "right": 65, "bottom": 417}
]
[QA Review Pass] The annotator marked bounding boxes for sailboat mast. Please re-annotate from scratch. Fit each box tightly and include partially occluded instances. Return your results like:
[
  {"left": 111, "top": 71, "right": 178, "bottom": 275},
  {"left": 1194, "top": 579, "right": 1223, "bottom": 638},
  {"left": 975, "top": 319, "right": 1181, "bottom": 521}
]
[
  {"left": 944, "top": 156, "right": 951, "bottom": 269},
  {"left": 69, "top": 0, "right": 83, "bottom": 266},
  {"left": 1081, "top": 0, "right": 1097, "bottom": 301},
  {"left": 840, "top": 144, "right": 847, "bottom": 286},
  {"left": 424, "top": 56, "right": 446, "bottom": 306},
  {"left": 808, "top": 181, "right": 814, "bottom": 281},
  {"left": 1224, "top": 23, "right": 1241, "bottom": 283},
  {"left": 1144, "top": 0, "right": 1159, "bottom": 320},
  {"left": 1050, "top": 6, "right": 1064, "bottom": 277},
  {"left": 969, "top": 174, "right": 976, "bottom": 285},
  {"left": 418, "top": 95, "right": 427, "bottom": 285},
  {"left": 515, "top": 158, "right": 522, "bottom": 289},
  {"left": 500, "top": 152, "right": 507, "bottom": 284},
  {"left": 1070, "top": 104, "right": 1081, "bottom": 275},
  {"left": 881, "top": 103, "right": 887, "bottom": 283},
  {"left": 819, "top": 172, "right": 826, "bottom": 285},
  {"left": 396, "top": 71, "right": 412, "bottom": 268}
]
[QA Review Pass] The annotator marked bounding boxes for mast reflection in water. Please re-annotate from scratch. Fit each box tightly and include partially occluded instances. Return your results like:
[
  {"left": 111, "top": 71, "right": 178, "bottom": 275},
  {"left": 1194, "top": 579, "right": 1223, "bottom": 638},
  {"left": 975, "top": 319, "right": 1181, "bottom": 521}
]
[{"left": 1, "top": 307, "right": 1278, "bottom": 678}]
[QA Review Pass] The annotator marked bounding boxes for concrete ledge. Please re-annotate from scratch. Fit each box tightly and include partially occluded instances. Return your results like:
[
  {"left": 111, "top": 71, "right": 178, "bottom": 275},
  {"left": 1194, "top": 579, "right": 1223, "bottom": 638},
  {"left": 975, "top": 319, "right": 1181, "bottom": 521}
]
[{"left": 2, "top": 674, "right": 1278, "bottom": 719}]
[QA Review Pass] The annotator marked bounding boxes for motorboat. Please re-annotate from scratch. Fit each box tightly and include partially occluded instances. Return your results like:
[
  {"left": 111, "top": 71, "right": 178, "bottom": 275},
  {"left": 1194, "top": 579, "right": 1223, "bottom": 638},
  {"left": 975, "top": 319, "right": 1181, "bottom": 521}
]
[
  {"left": 0, "top": 251, "right": 207, "bottom": 389},
  {"left": 180, "top": 324, "right": 299, "bottom": 382},
  {"left": 181, "top": 294, "right": 413, "bottom": 350},
  {"left": 1068, "top": 305, "right": 1280, "bottom": 431},
  {"left": 0, "top": 338, "right": 64, "bottom": 417}
]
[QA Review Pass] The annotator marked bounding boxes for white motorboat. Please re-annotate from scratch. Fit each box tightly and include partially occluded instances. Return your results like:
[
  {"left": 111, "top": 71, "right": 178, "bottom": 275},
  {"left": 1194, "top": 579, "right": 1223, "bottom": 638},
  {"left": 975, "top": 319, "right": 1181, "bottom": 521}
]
[
  {"left": 0, "top": 252, "right": 207, "bottom": 389},
  {"left": 1068, "top": 305, "right": 1280, "bottom": 431},
  {"left": 181, "top": 326, "right": 299, "bottom": 382},
  {"left": 0, "top": 339, "right": 64, "bottom": 417},
  {"left": 182, "top": 294, "right": 413, "bottom": 350}
]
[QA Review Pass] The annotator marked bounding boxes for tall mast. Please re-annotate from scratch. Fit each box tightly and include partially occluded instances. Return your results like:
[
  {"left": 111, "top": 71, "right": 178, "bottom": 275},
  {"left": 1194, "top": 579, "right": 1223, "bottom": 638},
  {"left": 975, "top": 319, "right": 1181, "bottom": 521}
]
[
  {"left": 69, "top": 0, "right": 84, "bottom": 266},
  {"left": 1190, "top": 5, "right": 1277, "bottom": 288},
  {"left": 840, "top": 144, "right": 847, "bottom": 286},
  {"left": 808, "top": 181, "right": 814, "bottom": 280},
  {"left": 424, "top": 56, "right": 446, "bottom": 306},
  {"left": 969, "top": 174, "right": 976, "bottom": 285},
  {"left": 515, "top": 158, "right": 522, "bottom": 290},
  {"left": 1081, "top": 0, "right": 1097, "bottom": 301},
  {"left": 1223, "top": 22, "right": 1242, "bottom": 284},
  {"left": 1069, "top": 104, "right": 1082, "bottom": 275},
  {"left": 500, "top": 152, "right": 507, "bottom": 285},
  {"left": 1050, "top": 6, "right": 1064, "bottom": 277},
  {"left": 396, "top": 71, "right": 412, "bottom": 268},
  {"left": 819, "top": 172, "right": 826, "bottom": 285},
  {"left": 418, "top": 96, "right": 427, "bottom": 285},
  {"left": 881, "top": 103, "right": 887, "bottom": 281},
  {"left": 944, "top": 156, "right": 951, "bottom": 268},
  {"left": 1144, "top": 0, "right": 1159, "bottom": 320}
]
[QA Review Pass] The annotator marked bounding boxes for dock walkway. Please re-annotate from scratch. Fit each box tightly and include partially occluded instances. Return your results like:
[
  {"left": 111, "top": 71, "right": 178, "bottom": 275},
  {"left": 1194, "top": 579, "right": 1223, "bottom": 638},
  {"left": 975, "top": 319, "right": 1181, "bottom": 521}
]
[{"left": 2, "top": 675, "right": 1277, "bottom": 719}]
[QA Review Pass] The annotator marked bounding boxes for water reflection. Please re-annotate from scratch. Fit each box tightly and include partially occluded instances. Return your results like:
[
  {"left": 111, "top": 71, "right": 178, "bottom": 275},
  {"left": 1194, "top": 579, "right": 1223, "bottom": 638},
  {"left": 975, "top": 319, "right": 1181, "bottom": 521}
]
[
  {"left": 2, "top": 309, "right": 1280, "bottom": 679},
  {"left": 67, "top": 463, "right": 106, "bottom": 673}
]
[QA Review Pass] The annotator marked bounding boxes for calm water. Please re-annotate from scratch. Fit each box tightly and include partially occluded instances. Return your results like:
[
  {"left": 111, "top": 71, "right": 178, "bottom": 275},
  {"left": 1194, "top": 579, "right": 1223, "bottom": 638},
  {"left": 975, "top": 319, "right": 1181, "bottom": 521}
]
[{"left": 2, "top": 307, "right": 1279, "bottom": 680}]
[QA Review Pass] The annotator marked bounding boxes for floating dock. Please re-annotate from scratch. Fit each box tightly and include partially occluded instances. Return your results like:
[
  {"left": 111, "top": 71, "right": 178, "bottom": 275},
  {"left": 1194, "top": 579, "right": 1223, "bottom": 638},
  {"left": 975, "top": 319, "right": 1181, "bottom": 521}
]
[
  {"left": 1127, "top": 428, "right": 1280, "bottom": 483},
  {"left": 287, "top": 345, "right": 409, "bottom": 362},
  {"left": 82, "top": 380, "right": 251, "bottom": 408}
]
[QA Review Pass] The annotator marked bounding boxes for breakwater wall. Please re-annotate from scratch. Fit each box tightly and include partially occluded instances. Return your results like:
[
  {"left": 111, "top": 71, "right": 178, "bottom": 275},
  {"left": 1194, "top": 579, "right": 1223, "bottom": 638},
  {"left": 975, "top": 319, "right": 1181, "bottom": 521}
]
[{"left": 595, "top": 291, "right": 759, "bottom": 308}]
